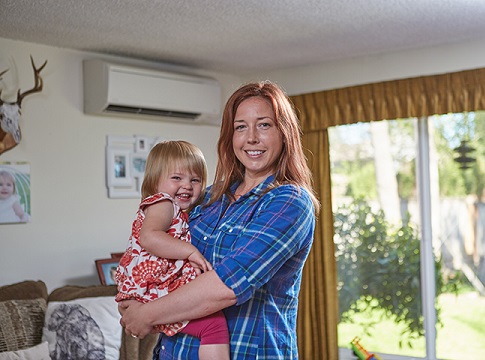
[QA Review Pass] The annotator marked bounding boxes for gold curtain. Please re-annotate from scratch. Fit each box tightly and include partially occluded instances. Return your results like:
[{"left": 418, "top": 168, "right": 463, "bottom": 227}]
[
  {"left": 292, "top": 67, "right": 485, "bottom": 130},
  {"left": 292, "top": 67, "right": 485, "bottom": 360},
  {"left": 297, "top": 130, "right": 339, "bottom": 360}
]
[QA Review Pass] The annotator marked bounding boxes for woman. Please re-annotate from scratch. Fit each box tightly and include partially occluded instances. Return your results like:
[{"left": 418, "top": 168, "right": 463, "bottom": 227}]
[{"left": 120, "top": 80, "right": 320, "bottom": 359}]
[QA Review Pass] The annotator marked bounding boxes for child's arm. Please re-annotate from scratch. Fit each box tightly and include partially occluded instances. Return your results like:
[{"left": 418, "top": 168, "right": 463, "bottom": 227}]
[
  {"left": 12, "top": 201, "right": 26, "bottom": 221},
  {"left": 139, "top": 200, "right": 212, "bottom": 272}
]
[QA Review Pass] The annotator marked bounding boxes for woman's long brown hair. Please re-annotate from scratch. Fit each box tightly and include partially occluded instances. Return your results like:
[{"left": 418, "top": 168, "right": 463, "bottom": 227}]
[{"left": 208, "top": 81, "right": 319, "bottom": 212}]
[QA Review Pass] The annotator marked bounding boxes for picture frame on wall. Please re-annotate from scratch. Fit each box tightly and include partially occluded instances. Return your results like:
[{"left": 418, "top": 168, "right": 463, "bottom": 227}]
[
  {"left": 106, "top": 135, "right": 162, "bottom": 198},
  {"left": 95, "top": 258, "right": 121, "bottom": 286},
  {"left": 0, "top": 162, "right": 31, "bottom": 225},
  {"left": 135, "top": 136, "right": 149, "bottom": 153},
  {"left": 107, "top": 148, "right": 132, "bottom": 187}
]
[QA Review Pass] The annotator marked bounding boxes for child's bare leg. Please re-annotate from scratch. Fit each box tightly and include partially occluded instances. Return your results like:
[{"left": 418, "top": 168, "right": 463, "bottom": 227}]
[{"left": 198, "top": 343, "right": 230, "bottom": 360}]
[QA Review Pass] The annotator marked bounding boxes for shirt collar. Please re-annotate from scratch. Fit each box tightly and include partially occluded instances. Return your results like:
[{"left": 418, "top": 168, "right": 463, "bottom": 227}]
[{"left": 230, "top": 174, "right": 276, "bottom": 197}]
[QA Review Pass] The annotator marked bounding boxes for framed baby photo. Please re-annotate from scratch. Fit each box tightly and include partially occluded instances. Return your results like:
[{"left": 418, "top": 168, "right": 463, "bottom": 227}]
[
  {"left": 95, "top": 258, "right": 120, "bottom": 286},
  {"left": 0, "top": 162, "right": 31, "bottom": 225}
]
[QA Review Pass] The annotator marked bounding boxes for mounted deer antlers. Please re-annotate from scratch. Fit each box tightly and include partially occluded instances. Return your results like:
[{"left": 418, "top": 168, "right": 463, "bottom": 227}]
[{"left": 0, "top": 56, "right": 47, "bottom": 155}]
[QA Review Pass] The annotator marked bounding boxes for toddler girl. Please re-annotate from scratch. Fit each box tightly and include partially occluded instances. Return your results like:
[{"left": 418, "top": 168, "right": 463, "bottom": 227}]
[{"left": 115, "top": 140, "right": 229, "bottom": 360}]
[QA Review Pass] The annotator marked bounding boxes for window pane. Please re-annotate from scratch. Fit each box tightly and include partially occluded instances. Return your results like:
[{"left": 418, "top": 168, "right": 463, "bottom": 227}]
[
  {"left": 431, "top": 112, "right": 485, "bottom": 359},
  {"left": 329, "top": 120, "right": 425, "bottom": 358}
]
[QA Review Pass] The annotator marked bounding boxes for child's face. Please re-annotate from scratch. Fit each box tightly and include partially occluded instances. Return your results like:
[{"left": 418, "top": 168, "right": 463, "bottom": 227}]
[
  {"left": 0, "top": 176, "right": 15, "bottom": 200},
  {"left": 156, "top": 168, "right": 203, "bottom": 211}
]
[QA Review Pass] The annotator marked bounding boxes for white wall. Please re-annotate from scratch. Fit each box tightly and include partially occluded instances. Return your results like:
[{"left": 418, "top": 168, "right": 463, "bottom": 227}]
[
  {"left": 0, "top": 37, "right": 242, "bottom": 291},
  {"left": 2, "top": 36, "right": 485, "bottom": 292},
  {"left": 252, "top": 38, "right": 485, "bottom": 96}
]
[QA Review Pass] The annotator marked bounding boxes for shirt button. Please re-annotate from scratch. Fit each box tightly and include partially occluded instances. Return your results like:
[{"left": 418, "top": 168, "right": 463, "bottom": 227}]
[
  {"left": 161, "top": 345, "right": 165, "bottom": 350},
  {"left": 204, "top": 236, "right": 207, "bottom": 240},
  {"left": 229, "top": 229, "right": 233, "bottom": 232}
]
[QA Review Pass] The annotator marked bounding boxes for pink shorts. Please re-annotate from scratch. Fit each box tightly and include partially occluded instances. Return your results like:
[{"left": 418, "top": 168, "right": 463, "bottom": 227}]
[{"left": 181, "top": 310, "right": 229, "bottom": 345}]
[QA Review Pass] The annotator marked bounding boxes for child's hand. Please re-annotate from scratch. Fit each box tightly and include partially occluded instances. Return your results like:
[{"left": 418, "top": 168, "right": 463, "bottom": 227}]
[{"left": 188, "top": 250, "right": 213, "bottom": 273}]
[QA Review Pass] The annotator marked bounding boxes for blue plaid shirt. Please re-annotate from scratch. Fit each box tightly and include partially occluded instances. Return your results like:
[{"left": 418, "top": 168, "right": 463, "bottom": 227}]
[{"left": 153, "top": 175, "right": 315, "bottom": 359}]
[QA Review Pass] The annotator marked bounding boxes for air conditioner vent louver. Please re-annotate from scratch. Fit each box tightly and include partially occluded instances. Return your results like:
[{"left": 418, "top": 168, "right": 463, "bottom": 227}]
[
  {"left": 105, "top": 105, "right": 200, "bottom": 120},
  {"left": 83, "top": 60, "right": 221, "bottom": 125}
]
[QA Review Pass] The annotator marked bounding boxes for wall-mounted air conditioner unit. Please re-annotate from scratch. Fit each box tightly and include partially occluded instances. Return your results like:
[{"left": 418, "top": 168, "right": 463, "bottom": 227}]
[{"left": 83, "top": 59, "right": 222, "bottom": 125}]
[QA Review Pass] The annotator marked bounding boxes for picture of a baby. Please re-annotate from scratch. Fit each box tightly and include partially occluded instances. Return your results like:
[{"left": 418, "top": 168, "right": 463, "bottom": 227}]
[{"left": 0, "top": 169, "right": 30, "bottom": 224}]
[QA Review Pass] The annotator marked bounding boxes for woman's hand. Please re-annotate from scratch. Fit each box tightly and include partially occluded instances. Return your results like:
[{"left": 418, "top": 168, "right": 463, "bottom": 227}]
[{"left": 118, "top": 300, "right": 153, "bottom": 339}]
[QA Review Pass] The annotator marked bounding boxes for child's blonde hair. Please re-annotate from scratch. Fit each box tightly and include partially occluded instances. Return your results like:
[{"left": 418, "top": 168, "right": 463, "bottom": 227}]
[
  {"left": 141, "top": 141, "right": 207, "bottom": 206},
  {"left": 0, "top": 170, "right": 16, "bottom": 193}
]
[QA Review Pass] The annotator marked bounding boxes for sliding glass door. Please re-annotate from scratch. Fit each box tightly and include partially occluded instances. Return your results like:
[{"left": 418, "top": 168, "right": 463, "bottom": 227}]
[{"left": 329, "top": 113, "right": 485, "bottom": 359}]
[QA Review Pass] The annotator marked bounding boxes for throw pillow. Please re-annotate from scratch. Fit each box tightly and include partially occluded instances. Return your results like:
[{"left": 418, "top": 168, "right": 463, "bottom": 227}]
[
  {"left": 0, "top": 298, "right": 46, "bottom": 353},
  {"left": 0, "top": 342, "right": 50, "bottom": 360},
  {"left": 42, "top": 296, "right": 122, "bottom": 360}
]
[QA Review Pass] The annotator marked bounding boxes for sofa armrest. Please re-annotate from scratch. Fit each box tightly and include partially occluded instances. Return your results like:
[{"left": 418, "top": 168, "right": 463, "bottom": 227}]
[
  {"left": 47, "top": 284, "right": 117, "bottom": 301},
  {"left": 119, "top": 331, "right": 159, "bottom": 360},
  {"left": 0, "top": 280, "right": 48, "bottom": 301}
]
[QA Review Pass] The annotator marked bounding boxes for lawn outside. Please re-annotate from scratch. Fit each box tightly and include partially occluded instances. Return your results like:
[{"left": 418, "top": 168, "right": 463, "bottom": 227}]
[
  {"left": 338, "top": 291, "right": 485, "bottom": 359},
  {"left": 436, "top": 292, "right": 485, "bottom": 359}
]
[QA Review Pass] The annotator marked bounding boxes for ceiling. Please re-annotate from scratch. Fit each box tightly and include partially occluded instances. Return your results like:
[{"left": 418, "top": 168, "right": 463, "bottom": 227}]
[{"left": 2, "top": 0, "right": 485, "bottom": 75}]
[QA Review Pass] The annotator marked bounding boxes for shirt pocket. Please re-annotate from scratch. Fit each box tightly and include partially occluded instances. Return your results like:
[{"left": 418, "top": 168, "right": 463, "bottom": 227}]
[{"left": 216, "top": 221, "right": 247, "bottom": 254}]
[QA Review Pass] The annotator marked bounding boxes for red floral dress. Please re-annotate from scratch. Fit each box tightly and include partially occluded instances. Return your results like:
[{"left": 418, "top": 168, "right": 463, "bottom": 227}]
[{"left": 115, "top": 192, "right": 197, "bottom": 336}]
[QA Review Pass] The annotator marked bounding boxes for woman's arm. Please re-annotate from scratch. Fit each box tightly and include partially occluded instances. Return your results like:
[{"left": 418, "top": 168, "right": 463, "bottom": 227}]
[{"left": 120, "top": 269, "right": 236, "bottom": 338}]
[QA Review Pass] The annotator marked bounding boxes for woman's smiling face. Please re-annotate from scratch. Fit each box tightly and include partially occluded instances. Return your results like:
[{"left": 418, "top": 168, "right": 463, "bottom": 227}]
[{"left": 232, "top": 96, "right": 283, "bottom": 180}]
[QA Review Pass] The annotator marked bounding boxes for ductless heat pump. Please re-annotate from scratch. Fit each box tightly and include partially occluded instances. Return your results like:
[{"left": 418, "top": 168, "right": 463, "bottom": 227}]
[{"left": 83, "top": 59, "right": 222, "bottom": 125}]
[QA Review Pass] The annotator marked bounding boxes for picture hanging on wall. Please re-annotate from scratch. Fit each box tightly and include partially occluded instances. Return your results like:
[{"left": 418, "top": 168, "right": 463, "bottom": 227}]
[
  {"left": 107, "top": 148, "right": 132, "bottom": 187},
  {"left": 0, "top": 162, "right": 31, "bottom": 224},
  {"left": 106, "top": 135, "right": 163, "bottom": 198}
]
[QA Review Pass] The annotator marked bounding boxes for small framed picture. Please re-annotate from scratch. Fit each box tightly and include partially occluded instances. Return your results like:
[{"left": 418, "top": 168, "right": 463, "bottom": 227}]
[
  {"left": 95, "top": 258, "right": 120, "bottom": 286},
  {"left": 132, "top": 156, "right": 147, "bottom": 175},
  {"left": 135, "top": 136, "right": 149, "bottom": 153},
  {"left": 107, "top": 148, "right": 132, "bottom": 186}
]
